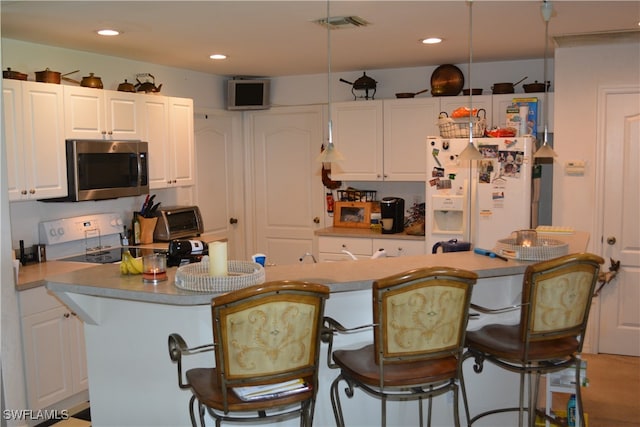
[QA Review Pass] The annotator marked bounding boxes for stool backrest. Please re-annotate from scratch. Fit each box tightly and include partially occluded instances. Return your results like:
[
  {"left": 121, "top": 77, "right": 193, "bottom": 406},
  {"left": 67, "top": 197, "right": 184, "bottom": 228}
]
[
  {"left": 211, "top": 281, "right": 330, "bottom": 408},
  {"left": 373, "top": 267, "right": 477, "bottom": 365},
  {"left": 521, "top": 253, "right": 604, "bottom": 347}
]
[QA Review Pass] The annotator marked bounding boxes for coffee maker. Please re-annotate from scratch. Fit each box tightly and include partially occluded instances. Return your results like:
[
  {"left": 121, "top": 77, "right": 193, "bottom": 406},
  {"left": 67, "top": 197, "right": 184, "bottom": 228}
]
[{"left": 380, "top": 197, "right": 405, "bottom": 234}]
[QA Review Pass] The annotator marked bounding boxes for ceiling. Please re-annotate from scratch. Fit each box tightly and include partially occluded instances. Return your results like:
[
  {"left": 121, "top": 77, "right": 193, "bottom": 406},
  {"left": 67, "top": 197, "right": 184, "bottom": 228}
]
[{"left": 1, "top": 1, "right": 638, "bottom": 77}]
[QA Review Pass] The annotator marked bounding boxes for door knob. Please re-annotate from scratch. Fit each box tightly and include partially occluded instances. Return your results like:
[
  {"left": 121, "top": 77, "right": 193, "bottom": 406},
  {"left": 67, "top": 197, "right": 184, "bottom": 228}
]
[
  {"left": 313, "top": 217, "right": 320, "bottom": 224},
  {"left": 606, "top": 236, "right": 616, "bottom": 245},
  {"left": 229, "top": 218, "right": 238, "bottom": 224}
]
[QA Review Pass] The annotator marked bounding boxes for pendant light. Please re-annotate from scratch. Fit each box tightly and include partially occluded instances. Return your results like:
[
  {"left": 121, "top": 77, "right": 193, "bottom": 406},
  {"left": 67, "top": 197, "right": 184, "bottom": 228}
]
[
  {"left": 458, "top": 0, "right": 483, "bottom": 162},
  {"left": 316, "top": 0, "right": 344, "bottom": 163},
  {"left": 534, "top": 0, "right": 558, "bottom": 158}
]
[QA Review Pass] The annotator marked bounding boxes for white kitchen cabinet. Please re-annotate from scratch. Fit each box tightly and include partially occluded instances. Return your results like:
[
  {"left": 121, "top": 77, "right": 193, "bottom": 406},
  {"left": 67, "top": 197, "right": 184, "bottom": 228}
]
[
  {"left": 383, "top": 97, "right": 440, "bottom": 180},
  {"left": 318, "top": 236, "right": 373, "bottom": 262},
  {"left": 330, "top": 100, "right": 384, "bottom": 181},
  {"left": 19, "top": 286, "right": 88, "bottom": 411},
  {"left": 372, "top": 238, "right": 425, "bottom": 257},
  {"left": 331, "top": 98, "right": 440, "bottom": 181},
  {"left": 3, "top": 79, "right": 68, "bottom": 201},
  {"left": 64, "top": 85, "right": 143, "bottom": 140},
  {"left": 168, "top": 97, "right": 195, "bottom": 186},
  {"left": 318, "top": 235, "right": 425, "bottom": 261},
  {"left": 142, "top": 95, "right": 195, "bottom": 188}
]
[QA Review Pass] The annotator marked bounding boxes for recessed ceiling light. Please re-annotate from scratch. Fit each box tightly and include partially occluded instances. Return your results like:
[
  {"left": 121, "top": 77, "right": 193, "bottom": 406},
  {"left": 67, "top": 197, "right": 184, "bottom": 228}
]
[
  {"left": 209, "top": 54, "right": 227, "bottom": 60},
  {"left": 97, "top": 29, "right": 120, "bottom": 36},
  {"left": 421, "top": 37, "right": 442, "bottom": 45}
]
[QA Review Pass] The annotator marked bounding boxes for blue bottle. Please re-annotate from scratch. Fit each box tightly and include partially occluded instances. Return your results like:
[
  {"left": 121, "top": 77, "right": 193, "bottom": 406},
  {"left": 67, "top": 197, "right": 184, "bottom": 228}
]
[{"left": 567, "top": 394, "right": 577, "bottom": 427}]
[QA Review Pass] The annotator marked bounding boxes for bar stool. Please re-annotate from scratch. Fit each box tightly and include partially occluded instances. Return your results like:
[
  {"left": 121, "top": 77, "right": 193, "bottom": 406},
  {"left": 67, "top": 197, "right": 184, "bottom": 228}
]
[
  {"left": 168, "top": 280, "right": 330, "bottom": 426},
  {"left": 460, "top": 253, "right": 604, "bottom": 427},
  {"left": 323, "top": 266, "right": 478, "bottom": 426}
]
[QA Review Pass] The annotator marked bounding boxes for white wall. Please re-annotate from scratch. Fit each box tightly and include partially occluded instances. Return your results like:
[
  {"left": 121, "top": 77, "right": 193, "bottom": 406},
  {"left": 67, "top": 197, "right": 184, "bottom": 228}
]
[{"left": 553, "top": 33, "right": 640, "bottom": 251}]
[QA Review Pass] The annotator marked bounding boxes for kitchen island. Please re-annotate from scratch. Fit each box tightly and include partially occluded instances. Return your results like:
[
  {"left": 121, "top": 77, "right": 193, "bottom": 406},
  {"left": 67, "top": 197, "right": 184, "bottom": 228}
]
[{"left": 46, "top": 233, "right": 588, "bottom": 427}]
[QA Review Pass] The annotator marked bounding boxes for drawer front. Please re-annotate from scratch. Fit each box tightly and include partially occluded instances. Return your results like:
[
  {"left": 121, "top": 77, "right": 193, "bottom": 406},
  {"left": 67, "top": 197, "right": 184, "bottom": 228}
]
[
  {"left": 318, "top": 237, "right": 373, "bottom": 255},
  {"left": 19, "top": 286, "right": 63, "bottom": 317},
  {"left": 318, "top": 253, "right": 366, "bottom": 263},
  {"left": 372, "top": 239, "right": 425, "bottom": 257}
]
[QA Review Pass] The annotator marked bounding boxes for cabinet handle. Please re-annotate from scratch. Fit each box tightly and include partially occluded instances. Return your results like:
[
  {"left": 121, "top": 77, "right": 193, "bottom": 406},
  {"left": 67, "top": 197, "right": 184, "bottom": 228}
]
[
  {"left": 101, "top": 130, "right": 107, "bottom": 135},
  {"left": 607, "top": 236, "right": 616, "bottom": 245},
  {"left": 108, "top": 131, "right": 113, "bottom": 135},
  {"left": 229, "top": 218, "right": 238, "bottom": 224},
  {"left": 313, "top": 217, "right": 320, "bottom": 224},
  {"left": 29, "top": 189, "right": 36, "bottom": 194},
  {"left": 21, "top": 190, "right": 28, "bottom": 195},
  {"left": 63, "top": 312, "right": 70, "bottom": 318}
]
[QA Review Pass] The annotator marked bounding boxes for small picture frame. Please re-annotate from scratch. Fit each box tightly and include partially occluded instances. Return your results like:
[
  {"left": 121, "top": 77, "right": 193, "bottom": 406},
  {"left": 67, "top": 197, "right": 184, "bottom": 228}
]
[{"left": 333, "top": 202, "right": 372, "bottom": 228}]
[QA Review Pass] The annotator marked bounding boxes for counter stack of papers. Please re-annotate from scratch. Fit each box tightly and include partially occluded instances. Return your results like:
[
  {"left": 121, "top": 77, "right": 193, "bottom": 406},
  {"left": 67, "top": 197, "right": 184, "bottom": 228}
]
[{"left": 233, "top": 378, "right": 310, "bottom": 401}]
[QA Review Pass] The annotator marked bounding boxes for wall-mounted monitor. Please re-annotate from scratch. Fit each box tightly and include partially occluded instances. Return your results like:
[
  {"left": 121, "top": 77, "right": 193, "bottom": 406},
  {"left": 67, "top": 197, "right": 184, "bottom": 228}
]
[{"left": 226, "top": 79, "right": 271, "bottom": 110}]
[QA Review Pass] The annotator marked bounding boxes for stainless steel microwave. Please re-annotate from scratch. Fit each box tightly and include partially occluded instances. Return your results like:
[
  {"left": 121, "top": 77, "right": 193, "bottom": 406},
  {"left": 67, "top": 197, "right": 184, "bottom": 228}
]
[{"left": 44, "top": 139, "right": 149, "bottom": 202}]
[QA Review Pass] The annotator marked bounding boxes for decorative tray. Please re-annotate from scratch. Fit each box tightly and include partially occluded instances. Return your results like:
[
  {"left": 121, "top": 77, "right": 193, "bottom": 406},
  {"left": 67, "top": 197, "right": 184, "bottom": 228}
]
[
  {"left": 174, "top": 259, "right": 265, "bottom": 292},
  {"left": 495, "top": 237, "right": 569, "bottom": 261}
]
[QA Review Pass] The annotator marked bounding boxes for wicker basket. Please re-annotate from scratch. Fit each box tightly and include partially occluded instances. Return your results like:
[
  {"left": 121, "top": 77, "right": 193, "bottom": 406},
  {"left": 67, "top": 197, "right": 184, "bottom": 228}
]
[
  {"left": 174, "top": 259, "right": 265, "bottom": 293},
  {"left": 438, "top": 116, "right": 487, "bottom": 138},
  {"left": 495, "top": 237, "right": 569, "bottom": 261}
]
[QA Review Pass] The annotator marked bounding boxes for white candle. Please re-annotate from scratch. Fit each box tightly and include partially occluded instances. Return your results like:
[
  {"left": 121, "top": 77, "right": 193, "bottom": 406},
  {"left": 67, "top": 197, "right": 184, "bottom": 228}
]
[{"left": 209, "top": 241, "right": 228, "bottom": 276}]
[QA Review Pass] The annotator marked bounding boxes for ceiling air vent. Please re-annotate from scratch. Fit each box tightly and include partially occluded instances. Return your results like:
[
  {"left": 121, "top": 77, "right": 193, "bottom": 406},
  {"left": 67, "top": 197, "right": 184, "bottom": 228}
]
[{"left": 313, "top": 16, "right": 370, "bottom": 29}]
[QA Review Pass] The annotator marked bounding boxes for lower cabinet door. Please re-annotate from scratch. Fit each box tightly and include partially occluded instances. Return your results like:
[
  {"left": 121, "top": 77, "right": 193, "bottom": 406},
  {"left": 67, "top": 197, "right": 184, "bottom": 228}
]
[{"left": 22, "top": 306, "right": 74, "bottom": 409}]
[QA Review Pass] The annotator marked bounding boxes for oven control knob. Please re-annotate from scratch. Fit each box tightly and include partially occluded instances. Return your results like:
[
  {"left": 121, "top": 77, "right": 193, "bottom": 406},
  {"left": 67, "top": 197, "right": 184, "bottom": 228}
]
[{"left": 111, "top": 218, "right": 123, "bottom": 227}]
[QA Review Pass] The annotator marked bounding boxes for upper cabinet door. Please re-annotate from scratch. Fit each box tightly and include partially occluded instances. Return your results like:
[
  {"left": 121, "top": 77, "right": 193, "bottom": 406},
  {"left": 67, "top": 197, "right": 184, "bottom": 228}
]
[
  {"left": 4, "top": 79, "right": 26, "bottom": 200},
  {"left": 141, "top": 95, "right": 171, "bottom": 189},
  {"left": 103, "top": 91, "right": 143, "bottom": 139},
  {"left": 383, "top": 97, "right": 440, "bottom": 180},
  {"left": 168, "top": 97, "right": 195, "bottom": 187},
  {"left": 64, "top": 86, "right": 142, "bottom": 140},
  {"left": 63, "top": 86, "right": 104, "bottom": 139},
  {"left": 3, "top": 80, "right": 67, "bottom": 201},
  {"left": 330, "top": 100, "right": 384, "bottom": 181},
  {"left": 22, "top": 81, "right": 67, "bottom": 200}
]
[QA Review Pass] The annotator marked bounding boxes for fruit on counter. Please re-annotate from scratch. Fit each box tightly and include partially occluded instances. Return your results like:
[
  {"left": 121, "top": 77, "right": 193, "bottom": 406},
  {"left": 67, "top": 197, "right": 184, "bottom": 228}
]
[
  {"left": 487, "top": 127, "right": 518, "bottom": 138},
  {"left": 120, "top": 250, "right": 143, "bottom": 275},
  {"left": 451, "top": 106, "right": 478, "bottom": 118}
]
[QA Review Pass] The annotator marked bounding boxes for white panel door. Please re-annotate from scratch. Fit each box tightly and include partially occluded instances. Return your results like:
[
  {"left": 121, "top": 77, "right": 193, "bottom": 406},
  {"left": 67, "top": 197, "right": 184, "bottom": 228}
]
[
  {"left": 249, "top": 106, "right": 324, "bottom": 265},
  {"left": 598, "top": 87, "right": 640, "bottom": 356},
  {"left": 194, "top": 109, "right": 244, "bottom": 260}
]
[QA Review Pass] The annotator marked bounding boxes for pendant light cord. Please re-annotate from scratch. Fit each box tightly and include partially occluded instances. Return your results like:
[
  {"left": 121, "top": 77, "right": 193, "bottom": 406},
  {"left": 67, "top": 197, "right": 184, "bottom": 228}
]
[
  {"left": 468, "top": 0, "right": 474, "bottom": 143},
  {"left": 543, "top": 6, "right": 549, "bottom": 145},
  {"left": 327, "top": 0, "right": 333, "bottom": 147}
]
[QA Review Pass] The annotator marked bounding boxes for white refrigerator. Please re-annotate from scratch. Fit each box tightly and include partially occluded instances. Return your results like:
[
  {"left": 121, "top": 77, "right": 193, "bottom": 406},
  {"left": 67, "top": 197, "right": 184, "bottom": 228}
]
[{"left": 425, "top": 136, "right": 534, "bottom": 252}]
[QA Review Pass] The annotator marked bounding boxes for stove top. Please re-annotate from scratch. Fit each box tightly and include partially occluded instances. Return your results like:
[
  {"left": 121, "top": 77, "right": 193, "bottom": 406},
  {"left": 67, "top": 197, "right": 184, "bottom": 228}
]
[{"left": 59, "top": 247, "right": 167, "bottom": 264}]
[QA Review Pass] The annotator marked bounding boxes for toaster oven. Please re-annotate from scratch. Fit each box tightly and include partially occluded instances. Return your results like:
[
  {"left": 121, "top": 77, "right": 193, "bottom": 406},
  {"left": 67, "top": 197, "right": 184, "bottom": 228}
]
[{"left": 153, "top": 206, "right": 204, "bottom": 241}]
